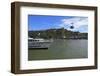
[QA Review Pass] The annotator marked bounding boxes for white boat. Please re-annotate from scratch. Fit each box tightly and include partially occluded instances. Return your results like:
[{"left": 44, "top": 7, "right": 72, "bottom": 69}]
[{"left": 28, "top": 37, "right": 53, "bottom": 49}]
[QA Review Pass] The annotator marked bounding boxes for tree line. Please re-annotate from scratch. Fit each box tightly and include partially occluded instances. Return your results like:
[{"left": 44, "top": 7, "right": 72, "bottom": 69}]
[{"left": 28, "top": 28, "right": 88, "bottom": 39}]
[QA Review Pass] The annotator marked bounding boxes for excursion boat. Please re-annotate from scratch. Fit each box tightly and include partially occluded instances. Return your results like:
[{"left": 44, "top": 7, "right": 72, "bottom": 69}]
[{"left": 28, "top": 37, "right": 53, "bottom": 49}]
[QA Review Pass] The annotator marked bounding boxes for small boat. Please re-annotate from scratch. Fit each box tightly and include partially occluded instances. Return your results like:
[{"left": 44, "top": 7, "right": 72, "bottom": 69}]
[{"left": 28, "top": 37, "right": 53, "bottom": 49}]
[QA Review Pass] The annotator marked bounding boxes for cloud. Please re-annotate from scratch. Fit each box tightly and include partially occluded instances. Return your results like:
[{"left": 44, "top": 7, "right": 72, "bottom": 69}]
[{"left": 58, "top": 17, "right": 88, "bottom": 32}]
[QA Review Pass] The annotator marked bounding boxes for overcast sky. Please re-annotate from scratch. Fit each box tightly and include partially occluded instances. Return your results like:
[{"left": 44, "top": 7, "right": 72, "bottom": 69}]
[{"left": 28, "top": 15, "right": 88, "bottom": 33}]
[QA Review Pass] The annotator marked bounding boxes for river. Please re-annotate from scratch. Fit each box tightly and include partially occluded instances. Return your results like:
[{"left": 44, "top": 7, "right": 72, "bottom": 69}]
[{"left": 28, "top": 39, "right": 88, "bottom": 60}]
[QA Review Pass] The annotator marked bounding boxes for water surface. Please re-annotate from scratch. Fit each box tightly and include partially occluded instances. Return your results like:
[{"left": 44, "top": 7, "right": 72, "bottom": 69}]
[{"left": 28, "top": 39, "right": 88, "bottom": 60}]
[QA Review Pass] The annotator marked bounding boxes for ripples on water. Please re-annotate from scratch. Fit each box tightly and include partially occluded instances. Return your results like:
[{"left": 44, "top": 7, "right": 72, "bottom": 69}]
[{"left": 28, "top": 39, "right": 88, "bottom": 60}]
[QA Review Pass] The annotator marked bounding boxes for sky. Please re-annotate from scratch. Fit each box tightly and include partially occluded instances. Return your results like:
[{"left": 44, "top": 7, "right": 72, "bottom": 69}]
[{"left": 28, "top": 15, "right": 88, "bottom": 33}]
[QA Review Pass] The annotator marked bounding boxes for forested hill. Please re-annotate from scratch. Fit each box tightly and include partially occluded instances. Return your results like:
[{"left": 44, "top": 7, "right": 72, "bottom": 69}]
[{"left": 28, "top": 28, "right": 88, "bottom": 39}]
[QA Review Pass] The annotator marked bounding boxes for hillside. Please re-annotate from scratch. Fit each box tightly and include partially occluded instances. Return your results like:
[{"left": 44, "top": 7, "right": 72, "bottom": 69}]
[{"left": 28, "top": 28, "right": 88, "bottom": 39}]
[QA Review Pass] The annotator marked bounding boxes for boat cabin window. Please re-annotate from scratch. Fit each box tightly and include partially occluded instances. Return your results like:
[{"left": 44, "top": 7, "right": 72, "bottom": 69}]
[
  {"left": 29, "top": 39, "right": 40, "bottom": 42},
  {"left": 29, "top": 40, "right": 33, "bottom": 41},
  {"left": 33, "top": 40, "right": 39, "bottom": 41}
]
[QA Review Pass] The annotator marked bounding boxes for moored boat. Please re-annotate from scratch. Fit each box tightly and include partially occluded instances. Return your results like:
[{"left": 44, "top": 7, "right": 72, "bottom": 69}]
[{"left": 28, "top": 37, "right": 53, "bottom": 49}]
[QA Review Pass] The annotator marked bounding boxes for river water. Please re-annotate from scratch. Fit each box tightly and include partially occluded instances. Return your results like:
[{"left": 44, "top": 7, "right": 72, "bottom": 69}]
[{"left": 28, "top": 39, "right": 88, "bottom": 60}]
